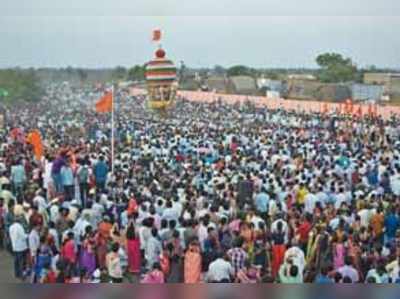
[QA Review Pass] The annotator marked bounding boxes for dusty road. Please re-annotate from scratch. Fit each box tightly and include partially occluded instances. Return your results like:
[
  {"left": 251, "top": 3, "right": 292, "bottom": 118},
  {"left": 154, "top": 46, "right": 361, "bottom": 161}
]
[{"left": 0, "top": 251, "right": 18, "bottom": 283}]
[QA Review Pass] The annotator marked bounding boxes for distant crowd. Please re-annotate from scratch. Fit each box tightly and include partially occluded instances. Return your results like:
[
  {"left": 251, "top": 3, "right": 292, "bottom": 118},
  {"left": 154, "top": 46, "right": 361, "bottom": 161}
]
[{"left": 1, "top": 83, "right": 400, "bottom": 283}]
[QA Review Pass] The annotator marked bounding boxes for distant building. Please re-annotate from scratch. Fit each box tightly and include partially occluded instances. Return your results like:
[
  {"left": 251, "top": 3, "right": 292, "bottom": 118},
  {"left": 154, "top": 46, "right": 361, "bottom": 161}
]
[
  {"left": 257, "top": 78, "right": 283, "bottom": 92},
  {"left": 228, "top": 76, "right": 258, "bottom": 95},
  {"left": 287, "top": 74, "right": 317, "bottom": 81},
  {"left": 180, "top": 74, "right": 200, "bottom": 91},
  {"left": 364, "top": 73, "right": 400, "bottom": 100},
  {"left": 352, "top": 84, "right": 384, "bottom": 102},
  {"left": 205, "top": 75, "right": 229, "bottom": 93},
  {"left": 287, "top": 79, "right": 351, "bottom": 102}
]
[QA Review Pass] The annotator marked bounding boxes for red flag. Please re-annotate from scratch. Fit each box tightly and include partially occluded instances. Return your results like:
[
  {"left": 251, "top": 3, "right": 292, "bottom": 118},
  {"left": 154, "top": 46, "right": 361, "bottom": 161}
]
[
  {"left": 95, "top": 91, "right": 113, "bottom": 113},
  {"left": 26, "top": 130, "right": 44, "bottom": 160},
  {"left": 152, "top": 29, "right": 162, "bottom": 42}
]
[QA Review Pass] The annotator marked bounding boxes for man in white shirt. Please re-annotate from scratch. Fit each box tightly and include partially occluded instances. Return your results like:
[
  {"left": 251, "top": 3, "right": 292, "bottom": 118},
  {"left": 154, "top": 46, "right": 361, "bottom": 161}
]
[
  {"left": 338, "top": 256, "right": 360, "bottom": 283},
  {"left": 206, "top": 253, "right": 234, "bottom": 282},
  {"left": 391, "top": 172, "right": 400, "bottom": 196},
  {"left": 73, "top": 213, "right": 91, "bottom": 245},
  {"left": 9, "top": 217, "right": 28, "bottom": 279},
  {"left": 334, "top": 190, "right": 347, "bottom": 210},
  {"left": 28, "top": 224, "right": 41, "bottom": 260},
  {"left": 282, "top": 242, "right": 306, "bottom": 282},
  {"left": 33, "top": 190, "right": 47, "bottom": 215},
  {"left": 304, "top": 191, "right": 318, "bottom": 214},
  {"left": 358, "top": 204, "right": 374, "bottom": 228},
  {"left": 162, "top": 201, "right": 179, "bottom": 222}
]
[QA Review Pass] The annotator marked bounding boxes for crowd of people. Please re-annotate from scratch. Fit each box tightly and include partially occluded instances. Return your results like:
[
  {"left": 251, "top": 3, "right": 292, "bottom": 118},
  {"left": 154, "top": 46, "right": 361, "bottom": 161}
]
[{"left": 1, "top": 82, "right": 400, "bottom": 283}]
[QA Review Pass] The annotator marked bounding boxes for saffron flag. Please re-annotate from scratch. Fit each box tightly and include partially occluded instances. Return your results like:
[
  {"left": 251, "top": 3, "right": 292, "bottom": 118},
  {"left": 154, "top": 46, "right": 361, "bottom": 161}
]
[
  {"left": 95, "top": 91, "right": 113, "bottom": 113},
  {"left": 152, "top": 29, "right": 162, "bottom": 42},
  {"left": 26, "top": 130, "right": 44, "bottom": 160}
]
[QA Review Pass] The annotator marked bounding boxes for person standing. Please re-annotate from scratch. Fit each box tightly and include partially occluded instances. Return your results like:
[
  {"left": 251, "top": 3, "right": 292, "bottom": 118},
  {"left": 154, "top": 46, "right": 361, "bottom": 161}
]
[
  {"left": 384, "top": 207, "right": 399, "bottom": 245},
  {"left": 106, "top": 242, "right": 123, "bottom": 283},
  {"left": 61, "top": 231, "right": 77, "bottom": 273},
  {"left": 271, "top": 221, "right": 287, "bottom": 278},
  {"left": 141, "top": 262, "right": 165, "bottom": 283},
  {"left": 79, "top": 226, "right": 97, "bottom": 276},
  {"left": 227, "top": 237, "right": 248, "bottom": 275},
  {"left": 9, "top": 216, "right": 28, "bottom": 279},
  {"left": 279, "top": 263, "right": 303, "bottom": 284},
  {"left": 145, "top": 228, "right": 162, "bottom": 270},
  {"left": 337, "top": 256, "right": 360, "bottom": 283},
  {"left": 10, "top": 159, "right": 26, "bottom": 200},
  {"left": 77, "top": 161, "right": 90, "bottom": 207},
  {"left": 206, "top": 252, "right": 234, "bottom": 283},
  {"left": 0, "top": 197, "right": 5, "bottom": 250},
  {"left": 28, "top": 223, "right": 41, "bottom": 275},
  {"left": 60, "top": 161, "right": 75, "bottom": 202},
  {"left": 126, "top": 222, "right": 141, "bottom": 275},
  {"left": 184, "top": 240, "right": 202, "bottom": 283},
  {"left": 51, "top": 155, "right": 66, "bottom": 194},
  {"left": 94, "top": 156, "right": 108, "bottom": 193}
]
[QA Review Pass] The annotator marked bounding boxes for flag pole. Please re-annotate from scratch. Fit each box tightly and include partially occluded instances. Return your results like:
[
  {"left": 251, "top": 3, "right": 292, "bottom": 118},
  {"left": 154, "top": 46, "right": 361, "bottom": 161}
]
[{"left": 111, "top": 84, "right": 115, "bottom": 174}]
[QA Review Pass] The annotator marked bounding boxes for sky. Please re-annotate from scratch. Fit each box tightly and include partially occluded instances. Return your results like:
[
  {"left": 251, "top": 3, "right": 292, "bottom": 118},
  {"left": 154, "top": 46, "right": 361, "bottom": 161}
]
[{"left": 1, "top": 0, "right": 400, "bottom": 68}]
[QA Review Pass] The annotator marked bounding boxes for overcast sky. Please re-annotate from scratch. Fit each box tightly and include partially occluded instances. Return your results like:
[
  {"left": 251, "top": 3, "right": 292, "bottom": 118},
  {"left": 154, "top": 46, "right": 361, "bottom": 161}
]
[{"left": 1, "top": 1, "right": 399, "bottom": 68}]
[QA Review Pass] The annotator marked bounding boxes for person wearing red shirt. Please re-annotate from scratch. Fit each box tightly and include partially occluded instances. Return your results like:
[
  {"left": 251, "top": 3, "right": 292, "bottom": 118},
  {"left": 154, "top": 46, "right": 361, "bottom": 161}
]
[
  {"left": 296, "top": 214, "right": 313, "bottom": 253},
  {"left": 61, "top": 231, "right": 77, "bottom": 265}
]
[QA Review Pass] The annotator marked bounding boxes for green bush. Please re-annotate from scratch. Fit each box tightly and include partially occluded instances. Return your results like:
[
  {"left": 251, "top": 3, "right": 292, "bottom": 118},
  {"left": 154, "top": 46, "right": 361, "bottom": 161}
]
[{"left": 0, "top": 69, "right": 44, "bottom": 103}]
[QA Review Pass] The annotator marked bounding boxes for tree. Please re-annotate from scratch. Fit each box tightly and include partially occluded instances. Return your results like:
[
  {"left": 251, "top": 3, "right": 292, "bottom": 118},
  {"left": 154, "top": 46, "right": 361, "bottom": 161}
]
[
  {"left": 77, "top": 68, "right": 88, "bottom": 83},
  {"left": 127, "top": 65, "right": 146, "bottom": 81},
  {"left": 112, "top": 66, "right": 127, "bottom": 80},
  {"left": 179, "top": 61, "right": 186, "bottom": 83},
  {"left": 213, "top": 65, "right": 226, "bottom": 75},
  {"left": 316, "top": 53, "right": 358, "bottom": 83},
  {"left": 264, "top": 71, "right": 280, "bottom": 80},
  {"left": 0, "top": 68, "right": 43, "bottom": 103},
  {"left": 227, "top": 65, "right": 254, "bottom": 77}
]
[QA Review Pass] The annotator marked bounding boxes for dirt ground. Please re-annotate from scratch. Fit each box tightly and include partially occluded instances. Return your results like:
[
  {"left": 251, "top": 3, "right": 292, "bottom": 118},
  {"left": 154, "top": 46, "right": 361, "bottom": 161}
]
[{"left": 0, "top": 251, "right": 18, "bottom": 283}]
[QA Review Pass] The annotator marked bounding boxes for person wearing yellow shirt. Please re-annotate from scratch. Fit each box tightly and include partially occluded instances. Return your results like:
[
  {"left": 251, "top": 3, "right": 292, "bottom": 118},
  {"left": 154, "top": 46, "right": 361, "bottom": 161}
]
[{"left": 296, "top": 183, "right": 308, "bottom": 207}]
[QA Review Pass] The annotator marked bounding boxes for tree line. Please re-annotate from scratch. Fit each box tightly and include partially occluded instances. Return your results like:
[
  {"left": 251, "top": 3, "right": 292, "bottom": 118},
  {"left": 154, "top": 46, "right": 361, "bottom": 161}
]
[
  {"left": 0, "top": 68, "right": 44, "bottom": 103},
  {"left": 0, "top": 52, "right": 395, "bottom": 103}
]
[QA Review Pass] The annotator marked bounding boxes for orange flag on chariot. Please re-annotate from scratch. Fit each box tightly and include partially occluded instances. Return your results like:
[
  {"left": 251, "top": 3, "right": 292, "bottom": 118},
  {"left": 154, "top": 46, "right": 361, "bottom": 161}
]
[
  {"left": 26, "top": 130, "right": 44, "bottom": 160},
  {"left": 95, "top": 91, "right": 113, "bottom": 113},
  {"left": 152, "top": 29, "right": 162, "bottom": 42}
]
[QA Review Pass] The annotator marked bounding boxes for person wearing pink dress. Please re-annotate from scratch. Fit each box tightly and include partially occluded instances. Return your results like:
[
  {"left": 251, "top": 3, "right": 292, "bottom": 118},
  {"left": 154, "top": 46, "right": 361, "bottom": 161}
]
[
  {"left": 126, "top": 222, "right": 141, "bottom": 274},
  {"left": 184, "top": 241, "right": 202, "bottom": 283},
  {"left": 333, "top": 242, "right": 345, "bottom": 270},
  {"left": 141, "top": 263, "right": 165, "bottom": 283}
]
